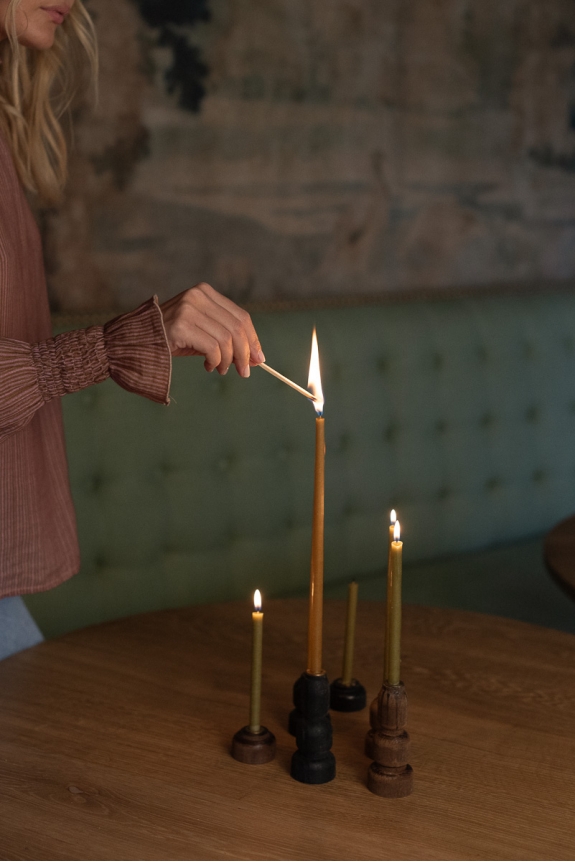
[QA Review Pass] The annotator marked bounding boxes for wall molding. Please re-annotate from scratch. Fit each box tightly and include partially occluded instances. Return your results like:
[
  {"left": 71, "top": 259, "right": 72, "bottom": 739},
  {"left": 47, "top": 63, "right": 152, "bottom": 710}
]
[{"left": 51, "top": 278, "right": 575, "bottom": 329}]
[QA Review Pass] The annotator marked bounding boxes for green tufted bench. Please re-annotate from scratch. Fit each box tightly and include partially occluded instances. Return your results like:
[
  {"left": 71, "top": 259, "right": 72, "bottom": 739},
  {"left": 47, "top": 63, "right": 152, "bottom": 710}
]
[{"left": 25, "top": 291, "right": 575, "bottom": 637}]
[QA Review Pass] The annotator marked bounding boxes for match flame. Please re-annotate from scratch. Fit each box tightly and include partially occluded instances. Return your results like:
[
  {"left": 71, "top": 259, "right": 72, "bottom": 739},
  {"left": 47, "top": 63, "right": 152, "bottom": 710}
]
[
  {"left": 254, "top": 589, "right": 262, "bottom": 611},
  {"left": 394, "top": 520, "right": 401, "bottom": 542},
  {"left": 390, "top": 509, "right": 397, "bottom": 523},
  {"left": 308, "top": 327, "right": 324, "bottom": 415}
]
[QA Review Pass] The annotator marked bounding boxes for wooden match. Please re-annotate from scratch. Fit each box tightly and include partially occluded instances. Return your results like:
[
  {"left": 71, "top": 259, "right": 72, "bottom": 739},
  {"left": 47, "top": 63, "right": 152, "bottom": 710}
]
[{"left": 259, "top": 362, "right": 317, "bottom": 402}]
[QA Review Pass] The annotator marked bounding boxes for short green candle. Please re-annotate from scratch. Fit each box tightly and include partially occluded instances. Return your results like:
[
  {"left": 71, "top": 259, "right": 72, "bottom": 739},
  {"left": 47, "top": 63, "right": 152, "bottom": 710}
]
[
  {"left": 341, "top": 580, "right": 358, "bottom": 686},
  {"left": 249, "top": 590, "right": 263, "bottom": 733}
]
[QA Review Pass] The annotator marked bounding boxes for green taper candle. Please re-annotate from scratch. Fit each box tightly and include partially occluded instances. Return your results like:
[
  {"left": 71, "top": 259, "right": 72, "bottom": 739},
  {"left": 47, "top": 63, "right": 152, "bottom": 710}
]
[
  {"left": 249, "top": 590, "right": 263, "bottom": 732},
  {"left": 387, "top": 521, "right": 403, "bottom": 686}
]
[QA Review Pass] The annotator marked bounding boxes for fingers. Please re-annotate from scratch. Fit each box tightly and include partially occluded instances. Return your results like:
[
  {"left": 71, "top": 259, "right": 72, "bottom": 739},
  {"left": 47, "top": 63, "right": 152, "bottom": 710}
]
[
  {"left": 160, "top": 284, "right": 264, "bottom": 378},
  {"left": 171, "top": 323, "right": 222, "bottom": 371},
  {"left": 190, "top": 288, "right": 251, "bottom": 377},
  {"left": 196, "top": 283, "right": 265, "bottom": 366}
]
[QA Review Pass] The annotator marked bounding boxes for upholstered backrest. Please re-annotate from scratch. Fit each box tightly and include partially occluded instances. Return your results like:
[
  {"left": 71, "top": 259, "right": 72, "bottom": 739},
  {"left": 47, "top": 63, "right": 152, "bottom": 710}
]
[{"left": 27, "top": 291, "right": 575, "bottom": 635}]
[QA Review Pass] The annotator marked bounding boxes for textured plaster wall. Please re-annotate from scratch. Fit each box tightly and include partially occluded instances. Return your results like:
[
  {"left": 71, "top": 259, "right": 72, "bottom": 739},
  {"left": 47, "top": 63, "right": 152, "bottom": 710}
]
[{"left": 45, "top": 0, "right": 575, "bottom": 312}]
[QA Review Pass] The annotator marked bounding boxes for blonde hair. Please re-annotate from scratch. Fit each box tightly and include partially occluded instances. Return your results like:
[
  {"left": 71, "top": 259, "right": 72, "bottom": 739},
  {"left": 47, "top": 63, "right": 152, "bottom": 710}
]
[{"left": 0, "top": 0, "right": 98, "bottom": 205}]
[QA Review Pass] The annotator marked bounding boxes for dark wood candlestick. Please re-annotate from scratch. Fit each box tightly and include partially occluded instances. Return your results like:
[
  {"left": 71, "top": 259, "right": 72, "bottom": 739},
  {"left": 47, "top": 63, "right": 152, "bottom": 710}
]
[
  {"left": 330, "top": 677, "right": 366, "bottom": 712},
  {"left": 365, "top": 681, "right": 413, "bottom": 797},
  {"left": 231, "top": 725, "right": 276, "bottom": 764},
  {"left": 290, "top": 671, "right": 336, "bottom": 784}
]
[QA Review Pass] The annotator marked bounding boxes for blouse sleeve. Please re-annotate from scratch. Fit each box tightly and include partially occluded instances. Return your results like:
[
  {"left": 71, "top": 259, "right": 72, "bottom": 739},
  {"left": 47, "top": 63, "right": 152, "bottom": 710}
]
[{"left": 0, "top": 296, "right": 171, "bottom": 442}]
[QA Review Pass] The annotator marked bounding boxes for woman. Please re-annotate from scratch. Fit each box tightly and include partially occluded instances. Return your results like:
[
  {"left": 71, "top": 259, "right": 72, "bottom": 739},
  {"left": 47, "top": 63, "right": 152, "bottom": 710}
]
[{"left": 0, "top": 0, "right": 265, "bottom": 659}]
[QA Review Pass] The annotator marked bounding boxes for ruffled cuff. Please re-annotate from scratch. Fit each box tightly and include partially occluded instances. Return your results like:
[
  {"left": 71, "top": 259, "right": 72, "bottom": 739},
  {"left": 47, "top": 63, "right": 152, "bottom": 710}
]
[
  {"left": 103, "top": 296, "right": 171, "bottom": 405},
  {"left": 0, "top": 338, "right": 45, "bottom": 439}
]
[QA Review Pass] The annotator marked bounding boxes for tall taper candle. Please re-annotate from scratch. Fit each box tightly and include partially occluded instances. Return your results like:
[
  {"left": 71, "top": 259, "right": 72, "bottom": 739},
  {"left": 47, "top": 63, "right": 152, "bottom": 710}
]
[
  {"left": 387, "top": 521, "right": 403, "bottom": 686},
  {"left": 249, "top": 590, "right": 264, "bottom": 732},
  {"left": 341, "top": 580, "right": 358, "bottom": 686},
  {"left": 384, "top": 509, "right": 397, "bottom": 682},
  {"left": 307, "top": 414, "right": 325, "bottom": 675}
]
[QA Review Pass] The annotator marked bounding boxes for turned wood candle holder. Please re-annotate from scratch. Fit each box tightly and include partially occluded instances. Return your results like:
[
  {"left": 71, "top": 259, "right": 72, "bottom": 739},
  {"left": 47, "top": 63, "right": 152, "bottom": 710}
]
[
  {"left": 231, "top": 725, "right": 276, "bottom": 764},
  {"left": 329, "top": 677, "right": 367, "bottom": 712},
  {"left": 365, "top": 681, "right": 413, "bottom": 797},
  {"left": 289, "top": 671, "right": 336, "bottom": 784}
]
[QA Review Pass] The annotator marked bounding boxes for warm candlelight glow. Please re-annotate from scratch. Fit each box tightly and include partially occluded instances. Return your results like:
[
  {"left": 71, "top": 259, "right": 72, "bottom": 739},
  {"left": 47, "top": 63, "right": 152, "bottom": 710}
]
[
  {"left": 308, "top": 328, "right": 324, "bottom": 415},
  {"left": 254, "top": 589, "right": 262, "bottom": 611},
  {"left": 390, "top": 509, "right": 397, "bottom": 524},
  {"left": 394, "top": 520, "right": 401, "bottom": 541}
]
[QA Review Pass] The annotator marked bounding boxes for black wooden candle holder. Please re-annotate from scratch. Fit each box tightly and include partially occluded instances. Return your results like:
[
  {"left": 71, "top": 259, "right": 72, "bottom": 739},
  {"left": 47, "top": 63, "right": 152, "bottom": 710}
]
[
  {"left": 231, "top": 725, "right": 276, "bottom": 764},
  {"left": 329, "top": 677, "right": 367, "bottom": 712},
  {"left": 365, "top": 681, "right": 413, "bottom": 797},
  {"left": 289, "top": 671, "right": 336, "bottom": 784}
]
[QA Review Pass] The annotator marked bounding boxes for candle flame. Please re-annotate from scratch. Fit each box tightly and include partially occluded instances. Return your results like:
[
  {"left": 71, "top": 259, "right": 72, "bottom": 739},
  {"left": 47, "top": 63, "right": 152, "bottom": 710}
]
[
  {"left": 390, "top": 509, "right": 397, "bottom": 523},
  {"left": 308, "top": 327, "right": 324, "bottom": 415},
  {"left": 254, "top": 589, "right": 262, "bottom": 611},
  {"left": 394, "top": 520, "right": 401, "bottom": 542}
]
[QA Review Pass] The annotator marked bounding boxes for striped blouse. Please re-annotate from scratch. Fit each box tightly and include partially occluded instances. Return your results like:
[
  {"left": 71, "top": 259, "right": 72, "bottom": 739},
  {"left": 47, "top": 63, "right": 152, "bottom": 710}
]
[{"left": 0, "top": 132, "right": 172, "bottom": 599}]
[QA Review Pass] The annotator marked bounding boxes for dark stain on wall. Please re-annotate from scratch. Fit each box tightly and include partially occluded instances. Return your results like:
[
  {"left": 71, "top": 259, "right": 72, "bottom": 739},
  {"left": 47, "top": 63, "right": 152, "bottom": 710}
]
[{"left": 133, "top": 0, "right": 210, "bottom": 111}]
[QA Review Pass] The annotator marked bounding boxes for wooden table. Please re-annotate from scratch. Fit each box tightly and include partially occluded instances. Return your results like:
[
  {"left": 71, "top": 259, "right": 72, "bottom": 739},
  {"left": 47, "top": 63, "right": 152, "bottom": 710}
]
[
  {"left": 545, "top": 513, "right": 575, "bottom": 601},
  {"left": 1, "top": 600, "right": 575, "bottom": 861}
]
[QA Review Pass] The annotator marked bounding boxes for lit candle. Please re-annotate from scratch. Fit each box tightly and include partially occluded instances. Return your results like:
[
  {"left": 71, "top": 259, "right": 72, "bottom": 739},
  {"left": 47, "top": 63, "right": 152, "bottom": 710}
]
[
  {"left": 307, "top": 328, "right": 325, "bottom": 676},
  {"left": 387, "top": 520, "right": 403, "bottom": 686},
  {"left": 341, "top": 580, "right": 358, "bottom": 686},
  {"left": 384, "top": 509, "right": 397, "bottom": 682},
  {"left": 249, "top": 590, "right": 264, "bottom": 732}
]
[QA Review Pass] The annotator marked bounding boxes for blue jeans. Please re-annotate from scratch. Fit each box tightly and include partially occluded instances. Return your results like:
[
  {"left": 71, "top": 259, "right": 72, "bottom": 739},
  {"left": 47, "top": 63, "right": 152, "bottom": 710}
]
[{"left": 0, "top": 597, "right": 44, "bottom": 660}]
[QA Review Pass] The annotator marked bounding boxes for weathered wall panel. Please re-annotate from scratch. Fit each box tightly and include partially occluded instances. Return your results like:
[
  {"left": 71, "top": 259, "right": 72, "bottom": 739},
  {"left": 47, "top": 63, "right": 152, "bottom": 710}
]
[{"left": 45, "top": 0, "right": 575, "bottom": 311}]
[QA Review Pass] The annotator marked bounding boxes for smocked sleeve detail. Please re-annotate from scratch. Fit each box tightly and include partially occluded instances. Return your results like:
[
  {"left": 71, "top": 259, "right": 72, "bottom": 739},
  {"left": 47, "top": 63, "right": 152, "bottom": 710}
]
[
  {"left": 0, "top": 296, "right": 171, "bottom": 443},
  {"left": 31, "top": 325, "right": 109, "bottom": 401},
  {"left": 103, "top": 296, "right": 171, "bottom": 405}
]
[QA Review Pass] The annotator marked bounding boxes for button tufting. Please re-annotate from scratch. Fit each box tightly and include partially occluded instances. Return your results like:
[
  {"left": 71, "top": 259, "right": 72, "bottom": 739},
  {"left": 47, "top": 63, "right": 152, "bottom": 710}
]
[
  {"left": 532, "top": 469, "right": 546, "bottom": 483},
  {"left": 377, "top": 357, "right": 389, "bottom": 373},
  {"left": 339, "top": 433, "right": 351, "bottom": 452},
  {"left": 384, "top": 422, "right": 399, "bottom": 444},
  {"left": 331, "top": 364, "right": 342, "bottom": 382},
  {"left": 437, "top": 486, "right": 451, "bottom": 500},
  {"left": 433, "top": 352, "right": 444, "bottom": 370},
  {"left": 480, "top": 412, "right": 495, "bottom": 428},
  {"left": 522, "top": 342, "right": 536, "bottom": 359},
  {"left": 486, "top": 477, "right": 501, "bottom": 492},
  {"left": 525, "top": 405, "right": 540, "bottom": 423},
  {"left": 435, "top": 419, "right": 447, "bottom": 436},
  {"left": 90, "top": 474, "right": 103, "bottom": 493},
  {"left": 217, "top": 455, "right": 234, "bottom": 473},
  {"left": 477, "top": 345, "right": 488, "bottom": 363}
]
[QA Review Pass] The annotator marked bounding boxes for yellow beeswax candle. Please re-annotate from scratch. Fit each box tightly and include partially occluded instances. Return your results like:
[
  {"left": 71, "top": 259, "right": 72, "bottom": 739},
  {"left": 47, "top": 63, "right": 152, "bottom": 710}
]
[
  {"left": 341, "top": 580, "right": 358, "bottom": 686},
  {"left": 306, "top": 328, "right": 325, "bottom": 676},
  {"left": 387, "top": 521, "right": 403, "bottom": 686},
  {"left": 307, "top": 414, "right": 325, "bottom": 675},
  {"left": 249, "top": 590, "right": 264, "bottom": 732}
]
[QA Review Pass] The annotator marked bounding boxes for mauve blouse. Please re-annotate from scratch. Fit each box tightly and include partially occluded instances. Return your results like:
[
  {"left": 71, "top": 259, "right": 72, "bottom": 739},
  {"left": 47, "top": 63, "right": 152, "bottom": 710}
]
[{"left": 0, "top": 132, "right": 172, "bottom": 599}]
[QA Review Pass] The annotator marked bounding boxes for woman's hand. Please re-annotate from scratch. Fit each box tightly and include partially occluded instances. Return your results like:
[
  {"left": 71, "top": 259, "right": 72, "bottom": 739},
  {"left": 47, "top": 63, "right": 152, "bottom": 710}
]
[{"left": 160, "top": 283, "right": 265, "bottom": 377}]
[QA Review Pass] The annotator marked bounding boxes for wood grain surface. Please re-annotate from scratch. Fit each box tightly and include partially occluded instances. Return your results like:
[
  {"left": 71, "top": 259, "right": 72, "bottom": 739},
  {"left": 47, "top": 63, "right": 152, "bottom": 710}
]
[
  {"left": 1, "top": 599, "right": 575, "bottom": 861},
  {"left": 545, "top": 514, "right": 575, "bottom": 600}
]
